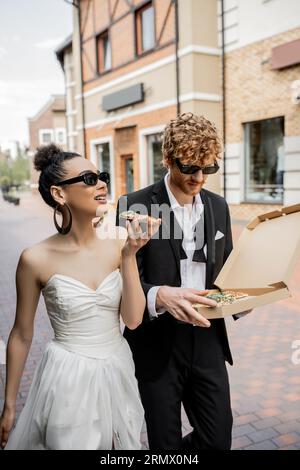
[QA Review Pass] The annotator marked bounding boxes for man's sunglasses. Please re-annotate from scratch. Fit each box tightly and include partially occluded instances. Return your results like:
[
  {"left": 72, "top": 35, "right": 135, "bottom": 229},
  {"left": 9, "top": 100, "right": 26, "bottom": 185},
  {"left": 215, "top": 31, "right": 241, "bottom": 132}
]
[
  {"left": 57, "top": 171, "right": 110, "bottom": 187},
  {"left": 175, "top": 159, "right": 219, "bottom": 175}
]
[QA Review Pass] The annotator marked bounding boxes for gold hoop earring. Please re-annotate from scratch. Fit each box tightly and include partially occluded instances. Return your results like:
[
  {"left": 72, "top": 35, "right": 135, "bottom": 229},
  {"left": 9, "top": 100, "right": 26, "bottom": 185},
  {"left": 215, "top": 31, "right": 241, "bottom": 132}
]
[{"left": 54, "top": 203, "right": 72, "bottom": 235}]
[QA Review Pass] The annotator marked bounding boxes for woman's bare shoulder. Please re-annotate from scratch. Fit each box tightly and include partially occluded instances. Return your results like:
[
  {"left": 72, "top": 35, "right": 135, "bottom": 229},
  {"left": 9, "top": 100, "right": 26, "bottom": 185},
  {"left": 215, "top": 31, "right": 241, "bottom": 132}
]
[{"left": 19, "top": 235, "right": 59, "bottom": 270}]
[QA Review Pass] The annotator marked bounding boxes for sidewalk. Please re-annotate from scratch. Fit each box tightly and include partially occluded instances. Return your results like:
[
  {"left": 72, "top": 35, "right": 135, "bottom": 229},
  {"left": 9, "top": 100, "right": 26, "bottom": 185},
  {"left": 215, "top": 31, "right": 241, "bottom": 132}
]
[{"left": 0, "top": 192, "right": 299, "bottom": 450}]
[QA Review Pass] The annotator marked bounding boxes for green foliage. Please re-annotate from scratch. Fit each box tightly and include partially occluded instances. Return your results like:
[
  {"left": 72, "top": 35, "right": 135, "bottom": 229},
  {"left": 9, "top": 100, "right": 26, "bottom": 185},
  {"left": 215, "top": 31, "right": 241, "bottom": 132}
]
[
  {"left": 0, "top": 152, "right": 30, "bottom": 187},
  {"left": 11, "top": 154, "right": 30, "bottom": 185},
  {"left": 0, "top": 160, "right": 12, "bottom": 185}
]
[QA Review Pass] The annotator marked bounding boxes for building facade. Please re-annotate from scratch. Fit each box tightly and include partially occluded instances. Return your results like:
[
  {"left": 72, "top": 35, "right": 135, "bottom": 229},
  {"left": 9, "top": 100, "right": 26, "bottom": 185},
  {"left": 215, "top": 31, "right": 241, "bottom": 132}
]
[
  {"left": 59, "top": 0, "right": 300, "bottom": 214},
  {"left": 56, "top": 36, "right": 78, "bottom": 153},
  {"left": 28, "top": 95, "right": 67, "bottom": 186},
  {"left": 68, "top": 0, "right": 222, "bottom": 204},
  {"left": 221, "top": 0, "right": 300, "bottom": 216}
]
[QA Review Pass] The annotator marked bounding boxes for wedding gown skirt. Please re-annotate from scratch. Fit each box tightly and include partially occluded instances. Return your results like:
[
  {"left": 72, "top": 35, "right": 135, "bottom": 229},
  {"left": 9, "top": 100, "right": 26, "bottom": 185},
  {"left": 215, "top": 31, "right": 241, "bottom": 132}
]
[{"left": 5, "top": 269, "right": 144, "bottom": 450}]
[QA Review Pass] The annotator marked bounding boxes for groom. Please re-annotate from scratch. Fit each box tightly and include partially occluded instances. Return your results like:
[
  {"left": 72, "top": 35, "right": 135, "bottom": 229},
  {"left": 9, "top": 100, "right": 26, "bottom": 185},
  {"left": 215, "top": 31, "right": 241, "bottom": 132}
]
[{"left": 116, "top": 113, "right": 233, "bottom": 450}]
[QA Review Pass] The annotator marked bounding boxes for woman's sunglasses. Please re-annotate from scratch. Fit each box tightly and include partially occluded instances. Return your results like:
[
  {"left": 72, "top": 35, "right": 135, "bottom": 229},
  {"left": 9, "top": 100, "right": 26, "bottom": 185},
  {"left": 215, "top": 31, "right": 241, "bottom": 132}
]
[
  {"left": 57, "top": 171, "right": 110, "bottom": 187},
  {"left": 175, "top": 159, "right": 219, "bottom": 175}
]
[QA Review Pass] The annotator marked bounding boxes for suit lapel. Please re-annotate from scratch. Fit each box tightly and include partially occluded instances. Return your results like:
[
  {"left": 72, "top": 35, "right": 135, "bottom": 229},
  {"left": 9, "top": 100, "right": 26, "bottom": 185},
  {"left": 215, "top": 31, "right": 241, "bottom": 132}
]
[
  {"left": 200, "top": 189, "right": 216, "bottom": 288},
  {"left": 151, "top": 179, "right": 183, "bottom": 277}
]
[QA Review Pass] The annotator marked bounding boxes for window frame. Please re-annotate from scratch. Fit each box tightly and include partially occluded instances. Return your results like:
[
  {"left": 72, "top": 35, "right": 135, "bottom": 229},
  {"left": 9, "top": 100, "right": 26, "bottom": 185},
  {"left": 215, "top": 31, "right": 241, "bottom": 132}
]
[
  {"left": 147, "top": 133, "right": 166, "bottom": 184},
  {"left": 135, "top": 1, "right": 156, "bottom": 57},
  {"left": 139, "top": 125, "right": 166, "bottom": 186},
  {"left": 55, "top": 128, "right": 67, "bottom": 145},
  {"left": 39, "top": 129, "right": 54, "bottom": 145},
  {"left": 96, "top": 29, "right": 112, "bottom": 75},
  {"left": 243, "top": 116, "right": 285, "bottom": 204},
  {"left": 89, "top": 136, "right": 115, "bottom": 203}
]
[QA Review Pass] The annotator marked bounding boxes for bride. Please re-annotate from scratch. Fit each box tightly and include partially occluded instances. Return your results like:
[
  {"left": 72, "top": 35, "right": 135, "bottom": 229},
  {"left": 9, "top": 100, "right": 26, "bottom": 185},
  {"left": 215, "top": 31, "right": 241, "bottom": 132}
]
[{"left": 0, "top": 144, "right": 160, "bottom": 450}]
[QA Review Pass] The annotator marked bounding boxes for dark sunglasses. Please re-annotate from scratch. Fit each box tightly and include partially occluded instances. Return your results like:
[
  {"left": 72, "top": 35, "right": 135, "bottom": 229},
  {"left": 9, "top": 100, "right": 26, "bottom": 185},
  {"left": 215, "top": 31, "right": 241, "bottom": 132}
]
[
  {"left": 57, "top": 171, "right": 110, "bottom": 187},
  {"left": 175, "top": 158, "right": 219, "bottom": 175}
]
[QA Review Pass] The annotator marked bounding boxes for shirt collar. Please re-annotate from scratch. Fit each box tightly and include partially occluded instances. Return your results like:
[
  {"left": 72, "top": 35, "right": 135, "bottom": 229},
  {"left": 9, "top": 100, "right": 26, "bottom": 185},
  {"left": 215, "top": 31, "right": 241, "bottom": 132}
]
[{"left": 164, "top": 172, "right": 180, "bottom": 210}]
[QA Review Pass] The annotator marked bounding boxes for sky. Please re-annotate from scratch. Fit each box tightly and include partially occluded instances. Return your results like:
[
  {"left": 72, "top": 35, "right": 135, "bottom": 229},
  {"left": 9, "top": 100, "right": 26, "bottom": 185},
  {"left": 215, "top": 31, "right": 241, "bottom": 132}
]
[{"left": 0, "top": 0, "right": 73, "bottom": 149}]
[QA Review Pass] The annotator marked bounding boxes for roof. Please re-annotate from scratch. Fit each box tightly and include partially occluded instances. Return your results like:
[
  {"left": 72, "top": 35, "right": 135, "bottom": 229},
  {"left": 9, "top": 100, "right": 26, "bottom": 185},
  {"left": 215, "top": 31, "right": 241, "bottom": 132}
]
[
  {"left": 55, "top": 34, "right": 73, "bottom": 67},
  {"left": 28, "top": 95, "right": 66, "bottom": 122}
]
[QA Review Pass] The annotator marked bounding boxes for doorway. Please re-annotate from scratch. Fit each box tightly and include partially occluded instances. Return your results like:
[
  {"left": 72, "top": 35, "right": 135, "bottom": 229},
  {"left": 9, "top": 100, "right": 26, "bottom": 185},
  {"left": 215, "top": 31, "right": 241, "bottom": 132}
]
[{"left": 122, "top": 154, "right": 134, "bottom": 194}]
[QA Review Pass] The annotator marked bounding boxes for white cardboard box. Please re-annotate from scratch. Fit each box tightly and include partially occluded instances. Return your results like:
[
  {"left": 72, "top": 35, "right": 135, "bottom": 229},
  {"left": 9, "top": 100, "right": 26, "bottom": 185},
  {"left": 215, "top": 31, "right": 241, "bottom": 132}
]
[{"left": 195, "top": 204, "right": 300, "bottom": 319}]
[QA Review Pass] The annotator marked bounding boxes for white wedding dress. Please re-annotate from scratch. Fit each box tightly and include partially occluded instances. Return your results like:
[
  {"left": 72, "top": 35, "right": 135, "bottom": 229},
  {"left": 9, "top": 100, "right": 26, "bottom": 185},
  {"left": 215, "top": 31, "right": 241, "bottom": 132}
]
[{"left": 5, "top": 269, "right": 144, "bottom": 450}]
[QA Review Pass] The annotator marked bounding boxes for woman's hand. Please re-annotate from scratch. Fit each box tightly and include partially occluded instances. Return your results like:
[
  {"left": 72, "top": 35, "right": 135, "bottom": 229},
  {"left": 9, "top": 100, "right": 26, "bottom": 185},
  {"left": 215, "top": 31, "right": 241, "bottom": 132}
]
[
  {"left": 0, "top": 407, "right": 15, "bottom": 449},
  {"left": 122, "top": 216, "right": 161, "bottom": 257},
  {"left": 119, "top": 215, "right": 161, "bottom": 329}
]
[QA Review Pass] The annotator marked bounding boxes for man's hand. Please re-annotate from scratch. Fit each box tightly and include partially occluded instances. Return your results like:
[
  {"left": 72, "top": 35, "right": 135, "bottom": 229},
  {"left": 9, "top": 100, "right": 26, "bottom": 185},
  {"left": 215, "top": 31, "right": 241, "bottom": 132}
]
[{"left": 156, "top": 286, "right": 217, "bottom": 328}]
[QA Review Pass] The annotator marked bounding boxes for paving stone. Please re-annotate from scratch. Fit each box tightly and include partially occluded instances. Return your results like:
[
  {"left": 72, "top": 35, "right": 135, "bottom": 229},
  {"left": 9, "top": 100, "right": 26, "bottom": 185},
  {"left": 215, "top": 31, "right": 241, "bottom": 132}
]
[
  {"left": 253, "top": 417, "right": 282, "bottom": 430},
  {"left": 244, "top": 440, "right": 278, "bottom": 450},
  {"left": 247, "top": 428, "right": 279, "bottom": 443},
  {"left": 234, "top": 414, "right": 259, "bottom": 426},
  {"left": 274, "top": 421, "right": 300, "bottom": 435},
  {"left": 232, "top": 436, "right": 253, "bottom": 449},
  {"left": 272, "top": 432, "right": 300, "bottom": 448},
  {"left": 232, "top": 424, "right": 257, "bottom": 438}
]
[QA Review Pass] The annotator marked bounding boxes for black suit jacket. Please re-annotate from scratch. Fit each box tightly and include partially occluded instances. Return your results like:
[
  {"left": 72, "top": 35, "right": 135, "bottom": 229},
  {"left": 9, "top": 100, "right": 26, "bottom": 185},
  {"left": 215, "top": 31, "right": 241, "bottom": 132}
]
[{"left": 116, "top": 178, "right": 233, "bottom": 382}]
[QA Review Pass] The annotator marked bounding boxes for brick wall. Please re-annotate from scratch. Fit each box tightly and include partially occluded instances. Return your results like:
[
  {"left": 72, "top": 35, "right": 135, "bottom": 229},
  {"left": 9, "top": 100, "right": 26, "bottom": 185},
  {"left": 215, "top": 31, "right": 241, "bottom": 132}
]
[
  {"left": 86, "top": 104, "right": 177, "bottom": 202},
  {"left": 28, "top": 98, "right": 66, "bottom": 186},
  {"left": 223, "top": 26, "right": 300, "bottom": 209},
  {"left": 225, "top": 26, "right": 300, "bottom": 143},
  {"left": 79, "top": 0, "right": 176, "bottom": 92},
  {"left": 78, "top": 0, "right": 222, "bottom": 202},
  {"left": 29, "top": 107, "right": 53, "bottom": 152}
]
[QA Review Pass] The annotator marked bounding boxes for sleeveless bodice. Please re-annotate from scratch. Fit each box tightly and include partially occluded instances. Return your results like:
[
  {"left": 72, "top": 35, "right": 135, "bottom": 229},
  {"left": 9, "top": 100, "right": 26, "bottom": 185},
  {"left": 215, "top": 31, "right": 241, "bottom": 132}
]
[{"left": 42, "top": 269, "right": 124, "bottom": 359}]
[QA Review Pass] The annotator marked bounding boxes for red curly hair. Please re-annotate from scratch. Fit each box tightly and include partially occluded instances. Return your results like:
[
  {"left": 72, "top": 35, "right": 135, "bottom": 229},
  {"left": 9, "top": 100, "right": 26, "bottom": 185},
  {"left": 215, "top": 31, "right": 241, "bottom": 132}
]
[{"left": 162, "top": 112, "right": 223, "bottom": 167}]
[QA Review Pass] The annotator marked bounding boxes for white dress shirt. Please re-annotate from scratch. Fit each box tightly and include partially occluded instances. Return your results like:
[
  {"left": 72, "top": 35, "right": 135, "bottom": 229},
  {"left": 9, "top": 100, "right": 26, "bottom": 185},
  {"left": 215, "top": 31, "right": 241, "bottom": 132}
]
[{"left": 147, "top": 173, "right": 206, "bottom": 319}]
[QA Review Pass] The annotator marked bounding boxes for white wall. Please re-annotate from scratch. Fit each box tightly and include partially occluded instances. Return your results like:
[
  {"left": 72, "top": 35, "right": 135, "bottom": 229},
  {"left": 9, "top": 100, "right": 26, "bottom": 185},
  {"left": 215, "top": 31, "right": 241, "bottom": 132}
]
[
  {"left": 222, "top": 142, "right": 243, "bottom": 204},
  {"left": 224, "top": 137, "right": 300, "bottom": 205},
  {"left": 284, "top": 136, "right": 300, "bottom": 206},
  {"left": 218, "top": 0, "right": 300, "bottom": 52}
]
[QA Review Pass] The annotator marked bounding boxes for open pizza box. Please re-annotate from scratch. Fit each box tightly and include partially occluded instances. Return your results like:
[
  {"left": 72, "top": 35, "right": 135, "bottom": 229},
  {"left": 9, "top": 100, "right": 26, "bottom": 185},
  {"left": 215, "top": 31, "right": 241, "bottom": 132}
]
[{"left": 195, "top": 203, "right": 300, "bottom": 320}]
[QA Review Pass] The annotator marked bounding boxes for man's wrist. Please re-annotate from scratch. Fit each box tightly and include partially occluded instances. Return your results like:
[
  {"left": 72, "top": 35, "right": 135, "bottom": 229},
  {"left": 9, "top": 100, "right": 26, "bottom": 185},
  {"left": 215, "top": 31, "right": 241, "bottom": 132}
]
[
  {"left": 147, "top": 286, "right": 166, "bottom": 319},
  {"left": 156, "top": 285, "right": 166, "bottom": 310}
]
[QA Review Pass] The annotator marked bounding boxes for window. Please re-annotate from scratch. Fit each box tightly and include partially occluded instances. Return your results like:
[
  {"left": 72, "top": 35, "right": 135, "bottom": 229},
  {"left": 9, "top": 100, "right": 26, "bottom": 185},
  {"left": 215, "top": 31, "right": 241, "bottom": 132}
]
[
  {"left": 97, "top": 30, "right": 111, "bottom": 74},
  {"left": 96, "top": 142, "right": 112, "bottom": 197},
  {"left": 147, "top": 133, "right": 167, "bottom": 183},
  {"left": 122, "top": 155, "right": 134, "bottom": 194},
  {"left": 135, "top": 2, "right": 155, "bottom": 56},
  {"left": 244, "top": 117, "right": 284, "bottom": 203},
  {"left": 39, "top": 129, "right": 54, "bottom": 145},
  {"left": 42, "top": 133, "right": 52, "bottom": 144},
  {"left": 55, "top": 128, "right": 66, "bottom": 145}
]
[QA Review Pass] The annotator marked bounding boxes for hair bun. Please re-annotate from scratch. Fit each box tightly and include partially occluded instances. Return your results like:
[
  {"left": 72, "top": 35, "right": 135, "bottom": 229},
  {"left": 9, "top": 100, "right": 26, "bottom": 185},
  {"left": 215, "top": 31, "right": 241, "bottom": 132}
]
[{"left": 34, "top": 144, "right": 62, "bottom": 172}]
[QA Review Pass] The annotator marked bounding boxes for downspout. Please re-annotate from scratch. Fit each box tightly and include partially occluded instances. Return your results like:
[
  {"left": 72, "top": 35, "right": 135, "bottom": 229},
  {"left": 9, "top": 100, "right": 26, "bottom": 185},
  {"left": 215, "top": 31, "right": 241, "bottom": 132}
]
[
  {"left": 64, "top": 0, "right": 86, "bottom": 157},
  {"left": 174, "top": 0, "right": 181, "bottom": 116},
  {"left": 77, "top": 3, "right": 87, "bottom": 158},
  {"left": 64, "top": 74, "right": 70, "bottom": 150},
  {"left": 221, "top": 0, "right": 227, "bottom": 199},
  {"left": 56, "top": 51, "right": 69, "bottom": 149}
]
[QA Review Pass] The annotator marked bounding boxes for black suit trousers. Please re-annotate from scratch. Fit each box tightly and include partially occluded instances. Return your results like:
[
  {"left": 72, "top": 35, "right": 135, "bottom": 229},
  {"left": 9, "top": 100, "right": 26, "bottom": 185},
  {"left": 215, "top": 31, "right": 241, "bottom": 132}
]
[{"left": 138, "top": 321, "right": 233, "bottom": 450}]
